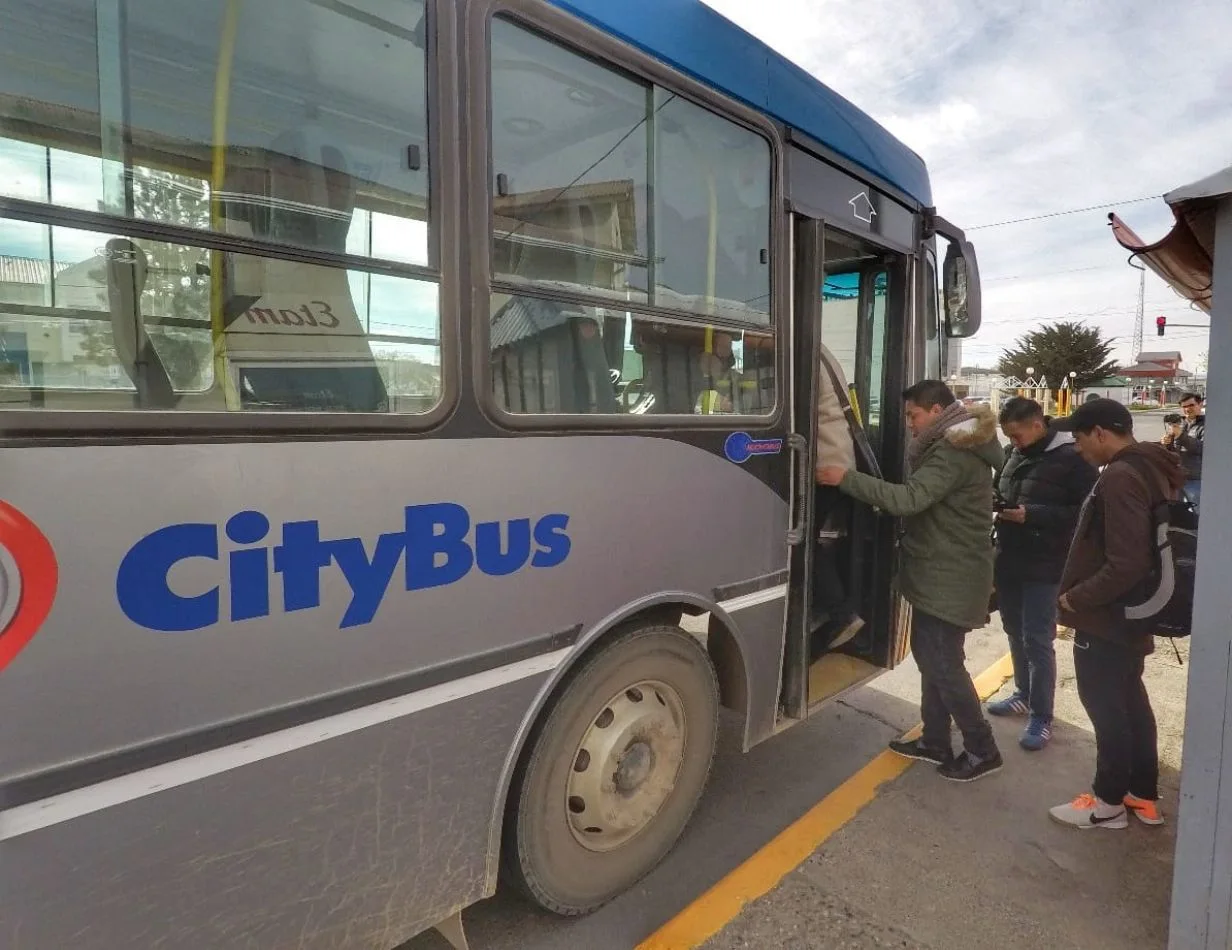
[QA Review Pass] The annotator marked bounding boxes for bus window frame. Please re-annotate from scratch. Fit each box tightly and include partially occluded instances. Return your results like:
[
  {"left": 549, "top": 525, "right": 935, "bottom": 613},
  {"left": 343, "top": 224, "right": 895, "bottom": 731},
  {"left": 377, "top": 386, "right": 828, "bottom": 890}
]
[
  {"left": 922, "top": 244, "right": 945, "bottom": 379},
  {"left": 468, "top": 0, "right": 789, "bottom": 431},
  {"left": 0, "top": 0, "right": 461, "bottom": 438}
]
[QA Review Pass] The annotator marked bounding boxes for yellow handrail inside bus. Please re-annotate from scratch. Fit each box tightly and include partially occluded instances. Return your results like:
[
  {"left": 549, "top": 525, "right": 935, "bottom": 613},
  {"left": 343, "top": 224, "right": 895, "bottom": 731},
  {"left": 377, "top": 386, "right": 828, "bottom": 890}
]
[
  {"left": 847, "top": 384, "right": 864, "bottom": 428},
  {"left": 210, "top": 0, "right": 241, "bottom": 410}
]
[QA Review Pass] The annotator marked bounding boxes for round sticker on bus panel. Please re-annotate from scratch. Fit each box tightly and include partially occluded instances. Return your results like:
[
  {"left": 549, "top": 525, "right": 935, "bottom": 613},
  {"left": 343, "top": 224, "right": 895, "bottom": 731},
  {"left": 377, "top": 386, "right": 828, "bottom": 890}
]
[
  {"left": 724, "top": 431, "right": 784, "bottom": 464},
  {"left": 0, "top": 501, "right": 58, "bottom": 674}
]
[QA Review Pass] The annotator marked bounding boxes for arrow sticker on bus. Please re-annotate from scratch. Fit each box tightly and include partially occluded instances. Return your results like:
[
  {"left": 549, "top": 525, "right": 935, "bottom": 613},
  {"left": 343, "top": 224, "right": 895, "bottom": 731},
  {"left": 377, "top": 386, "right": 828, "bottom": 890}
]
[{"left": 849, "top": 191, "right": 877, "bottom": 224}]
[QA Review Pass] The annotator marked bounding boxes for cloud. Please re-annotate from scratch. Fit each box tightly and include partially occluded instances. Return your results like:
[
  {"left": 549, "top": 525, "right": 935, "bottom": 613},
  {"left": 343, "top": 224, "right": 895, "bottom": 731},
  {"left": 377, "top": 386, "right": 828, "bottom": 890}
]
[{"left": 704, "top": 0, "right": 1232, "bottom": 371}]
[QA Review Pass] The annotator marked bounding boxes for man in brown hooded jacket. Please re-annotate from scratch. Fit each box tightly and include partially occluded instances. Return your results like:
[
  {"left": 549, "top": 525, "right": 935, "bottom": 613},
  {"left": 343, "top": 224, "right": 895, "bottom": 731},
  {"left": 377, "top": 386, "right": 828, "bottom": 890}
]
[{"left": 1048, "top": 399, "right": 1185, "bottom": 830}]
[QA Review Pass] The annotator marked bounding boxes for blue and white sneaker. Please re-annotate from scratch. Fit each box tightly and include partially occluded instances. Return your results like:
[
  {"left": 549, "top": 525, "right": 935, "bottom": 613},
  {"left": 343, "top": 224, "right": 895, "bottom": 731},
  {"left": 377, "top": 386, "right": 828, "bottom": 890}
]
[
  {"left": 986, "top": 692, "right": 1029, "bottom": 717},
  {"left": 1020, "top": 716, "right": 1053, "bottom": 751}
]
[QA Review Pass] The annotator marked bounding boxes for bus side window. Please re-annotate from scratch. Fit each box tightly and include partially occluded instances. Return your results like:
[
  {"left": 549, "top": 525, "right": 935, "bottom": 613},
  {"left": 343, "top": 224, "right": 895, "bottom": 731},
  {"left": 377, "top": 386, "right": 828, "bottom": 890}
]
[
  {"left": 0, "top": 0, "right": 443, "bottom": 416},
  {"left": 486, "top": 17, "right": 775, "bottom": 418},
  {"left": 489, "top": 302, "right": 775, "bottom": 418}
]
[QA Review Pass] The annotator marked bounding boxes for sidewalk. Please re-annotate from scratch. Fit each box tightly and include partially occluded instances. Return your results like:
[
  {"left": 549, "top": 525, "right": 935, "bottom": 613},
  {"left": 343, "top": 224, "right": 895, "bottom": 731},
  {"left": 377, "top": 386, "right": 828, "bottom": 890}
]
[{"left": 700, "top": 629, "right": 1188, "bottom": 950}]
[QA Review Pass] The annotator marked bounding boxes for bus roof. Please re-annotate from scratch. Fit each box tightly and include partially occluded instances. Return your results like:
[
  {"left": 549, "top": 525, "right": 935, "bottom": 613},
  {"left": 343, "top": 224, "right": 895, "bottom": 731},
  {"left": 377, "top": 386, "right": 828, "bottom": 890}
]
[{"left": 548, "top": 0, "right": 932, "bottom": 207}]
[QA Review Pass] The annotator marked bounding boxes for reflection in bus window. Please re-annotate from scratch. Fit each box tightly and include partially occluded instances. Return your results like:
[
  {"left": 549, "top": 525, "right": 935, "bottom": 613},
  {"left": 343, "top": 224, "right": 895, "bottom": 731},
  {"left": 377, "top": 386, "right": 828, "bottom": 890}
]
[
  {"left": 488, "top": 18, "right": 771, "bottom": 326},
  {"left": 0, "top": 0, "right": 430, "bottom": 263},
  {"left": 654, "top": 90, "right": 771, "bottom": 323},
  {"left": 490, "top": 18, "right": 649, "bottom": 303},
  {"left": 490, "top": 293, "right": 774, "bottom": 416},
  {"left": 0, "top": 226, "right": 439, "bottom": 412}
]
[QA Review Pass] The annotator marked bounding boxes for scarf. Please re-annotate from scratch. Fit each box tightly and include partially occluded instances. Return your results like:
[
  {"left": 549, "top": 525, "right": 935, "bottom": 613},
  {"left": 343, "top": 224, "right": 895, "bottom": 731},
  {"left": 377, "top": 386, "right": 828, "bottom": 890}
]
[{"left": 906, "top": 401, "right": 972, "bottom": 472}]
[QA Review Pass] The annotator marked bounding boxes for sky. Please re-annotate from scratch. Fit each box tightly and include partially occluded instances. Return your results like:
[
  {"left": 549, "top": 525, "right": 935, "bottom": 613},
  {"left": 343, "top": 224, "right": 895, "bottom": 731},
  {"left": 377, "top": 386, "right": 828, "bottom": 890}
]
[{"left": 704, "top": 0, "right": 1232, "bottom": 376}]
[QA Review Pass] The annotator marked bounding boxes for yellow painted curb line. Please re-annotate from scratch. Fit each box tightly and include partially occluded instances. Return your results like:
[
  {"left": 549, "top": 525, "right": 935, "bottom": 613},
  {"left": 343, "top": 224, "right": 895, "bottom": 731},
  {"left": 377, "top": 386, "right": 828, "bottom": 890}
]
[{"left": 636, "top": 651, "right": 1016, "bottom": 950}]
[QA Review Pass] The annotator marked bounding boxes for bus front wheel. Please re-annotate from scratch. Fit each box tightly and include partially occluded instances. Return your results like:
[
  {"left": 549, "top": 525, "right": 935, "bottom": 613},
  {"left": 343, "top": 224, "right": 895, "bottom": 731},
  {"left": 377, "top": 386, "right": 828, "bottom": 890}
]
[{"left": 504, "top": 624, "right": 720, "bottom": 916}]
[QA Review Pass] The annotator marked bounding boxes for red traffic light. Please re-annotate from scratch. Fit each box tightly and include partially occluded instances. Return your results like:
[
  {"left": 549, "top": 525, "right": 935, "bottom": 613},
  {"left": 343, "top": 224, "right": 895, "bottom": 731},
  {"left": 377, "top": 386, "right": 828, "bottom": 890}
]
[{"left": 1156, "top": 315, "right": 1167, "bottom": 336}]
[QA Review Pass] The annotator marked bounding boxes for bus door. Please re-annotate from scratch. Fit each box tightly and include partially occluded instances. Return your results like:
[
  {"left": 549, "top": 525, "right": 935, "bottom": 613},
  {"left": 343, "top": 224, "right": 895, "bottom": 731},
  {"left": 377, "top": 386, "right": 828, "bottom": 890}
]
[{"left": 781, "top": 217, "right": 913, "bottom": 718}]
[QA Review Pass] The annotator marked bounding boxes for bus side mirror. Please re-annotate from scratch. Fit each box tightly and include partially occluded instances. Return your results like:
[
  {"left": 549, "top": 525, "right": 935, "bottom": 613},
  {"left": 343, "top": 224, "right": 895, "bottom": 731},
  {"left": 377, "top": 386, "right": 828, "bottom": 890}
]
[
  {"left": 925, "top": 209, "right": 983, "bottom": 339},
  {"left": 942, "top": 238, "right": 982, "bottom": 338}
]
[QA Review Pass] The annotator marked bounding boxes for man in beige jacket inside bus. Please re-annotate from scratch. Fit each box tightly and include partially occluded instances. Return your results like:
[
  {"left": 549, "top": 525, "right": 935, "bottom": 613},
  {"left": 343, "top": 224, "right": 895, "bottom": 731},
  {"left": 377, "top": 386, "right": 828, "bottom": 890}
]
[{"left": 810, "top": 342, "right": 863, "bottom": 658}]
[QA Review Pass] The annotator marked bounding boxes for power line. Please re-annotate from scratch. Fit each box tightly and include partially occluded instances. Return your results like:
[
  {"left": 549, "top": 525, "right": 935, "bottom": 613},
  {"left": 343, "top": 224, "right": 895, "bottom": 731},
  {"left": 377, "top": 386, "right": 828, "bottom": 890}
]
[
  {"left": 967, "top": 194, "right": 1164, "bottom": 231},
  {"left": 983, "top": 264, "right": 1121, "bottom": 283}
]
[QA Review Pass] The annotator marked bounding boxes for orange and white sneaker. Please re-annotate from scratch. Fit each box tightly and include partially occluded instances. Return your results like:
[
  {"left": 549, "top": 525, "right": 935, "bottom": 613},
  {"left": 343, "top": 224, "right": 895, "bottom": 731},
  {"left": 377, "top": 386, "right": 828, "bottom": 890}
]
[
  {"left": 1049, "top": 793, "right": 1128, "bottom": 829},
  {"left": 1124, "top": 794, "right": 1165, "bottom": 826}
]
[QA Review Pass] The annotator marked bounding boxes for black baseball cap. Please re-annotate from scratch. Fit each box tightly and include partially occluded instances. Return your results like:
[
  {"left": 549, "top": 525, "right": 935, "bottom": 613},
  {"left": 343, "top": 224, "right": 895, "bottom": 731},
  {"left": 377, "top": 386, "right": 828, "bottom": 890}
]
[{"left": 1053, "top": 397, "right": 1133, "bottom": 435}]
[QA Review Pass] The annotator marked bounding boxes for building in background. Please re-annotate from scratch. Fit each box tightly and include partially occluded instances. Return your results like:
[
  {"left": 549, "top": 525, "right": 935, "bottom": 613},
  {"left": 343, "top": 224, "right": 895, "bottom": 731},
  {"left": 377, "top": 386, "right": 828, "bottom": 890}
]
[
  {"left": 1081, "top": 375, "right": 1134, "bottom": 404},
  {"left": 1121, "top": 349, "right": 1192, "bottom": 402}
]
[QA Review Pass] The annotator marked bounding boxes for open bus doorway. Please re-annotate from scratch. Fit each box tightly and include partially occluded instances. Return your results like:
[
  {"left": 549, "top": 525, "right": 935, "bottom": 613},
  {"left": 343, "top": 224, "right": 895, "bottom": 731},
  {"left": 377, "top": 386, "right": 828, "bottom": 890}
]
[{"left": 783, "top": 221, "right": 913, "bottom": 716}]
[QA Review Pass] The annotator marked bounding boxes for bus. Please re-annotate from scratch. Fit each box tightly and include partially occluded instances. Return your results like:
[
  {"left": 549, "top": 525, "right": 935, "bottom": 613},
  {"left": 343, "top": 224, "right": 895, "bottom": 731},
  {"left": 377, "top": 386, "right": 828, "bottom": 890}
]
[{"left": 0, "top": 0, "right": 982, "bottom": 946}]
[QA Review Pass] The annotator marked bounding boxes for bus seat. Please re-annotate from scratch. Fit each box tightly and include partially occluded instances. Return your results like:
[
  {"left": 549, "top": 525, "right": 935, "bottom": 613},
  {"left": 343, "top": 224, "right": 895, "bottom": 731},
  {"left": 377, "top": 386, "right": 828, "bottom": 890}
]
[{"left": 216, "top": 125, "right": 388, "bottom": 412}]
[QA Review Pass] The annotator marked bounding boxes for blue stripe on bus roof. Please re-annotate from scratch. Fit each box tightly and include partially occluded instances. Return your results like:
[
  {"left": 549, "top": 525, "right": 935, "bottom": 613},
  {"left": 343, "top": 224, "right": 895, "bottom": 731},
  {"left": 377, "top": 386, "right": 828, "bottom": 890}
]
[{"left": 546, "top": 0, "right": 932, "bottom": 207}]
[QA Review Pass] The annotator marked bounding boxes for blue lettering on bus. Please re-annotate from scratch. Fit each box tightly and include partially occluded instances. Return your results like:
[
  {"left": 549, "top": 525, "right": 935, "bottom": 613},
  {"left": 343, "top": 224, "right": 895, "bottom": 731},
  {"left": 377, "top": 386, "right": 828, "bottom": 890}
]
[{"left": 115, "top": 503, "right": 572, "bottom": 633}]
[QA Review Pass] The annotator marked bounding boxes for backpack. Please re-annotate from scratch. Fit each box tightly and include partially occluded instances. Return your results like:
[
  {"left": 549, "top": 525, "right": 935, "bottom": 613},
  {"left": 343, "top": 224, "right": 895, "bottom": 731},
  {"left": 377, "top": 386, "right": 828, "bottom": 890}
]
[{"left": 1111, "top": 454, "right": 1199, "bottom": 638}]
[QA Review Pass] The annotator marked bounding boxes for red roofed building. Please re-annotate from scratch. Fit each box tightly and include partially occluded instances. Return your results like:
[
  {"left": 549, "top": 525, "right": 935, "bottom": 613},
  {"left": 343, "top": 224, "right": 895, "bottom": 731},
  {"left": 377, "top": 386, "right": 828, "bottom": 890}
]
[
  {"left": 1122, "top": 350, "right": 1184, "bottom": 378},
  {"left": 1118, "top": 351, "right": 1191, "bottom": 401}
]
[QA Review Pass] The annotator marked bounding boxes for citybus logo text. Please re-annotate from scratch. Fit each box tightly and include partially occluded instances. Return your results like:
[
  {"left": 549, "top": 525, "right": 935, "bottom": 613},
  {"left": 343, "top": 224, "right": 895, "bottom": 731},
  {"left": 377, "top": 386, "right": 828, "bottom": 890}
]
[
  {"left": 116, "top": 503, "right": 572, "bottom": 633},
  {"left": 0, "top": 501, "right": 59, "bottom": 673}
]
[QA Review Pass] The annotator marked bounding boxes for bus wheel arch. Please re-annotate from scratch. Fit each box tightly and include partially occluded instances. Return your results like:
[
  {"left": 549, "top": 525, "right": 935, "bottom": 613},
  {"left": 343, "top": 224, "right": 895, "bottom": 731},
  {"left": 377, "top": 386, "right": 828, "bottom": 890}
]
[
  {"left": 495, "top": 605, "right": 729, "bottom": 915},
  {"left": 704, "top": 610, "right": 749, "bottom": 716}
]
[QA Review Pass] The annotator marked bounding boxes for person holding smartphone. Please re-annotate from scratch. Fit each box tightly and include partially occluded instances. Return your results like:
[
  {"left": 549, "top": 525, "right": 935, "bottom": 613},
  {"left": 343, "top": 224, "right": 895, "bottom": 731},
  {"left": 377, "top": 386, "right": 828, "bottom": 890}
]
[
  {"left": 987, "top": 398, "right": 1098, "bottom": 751},
  {"left": 1162, "top": 393, "right": 1204, "bottom": 511}
]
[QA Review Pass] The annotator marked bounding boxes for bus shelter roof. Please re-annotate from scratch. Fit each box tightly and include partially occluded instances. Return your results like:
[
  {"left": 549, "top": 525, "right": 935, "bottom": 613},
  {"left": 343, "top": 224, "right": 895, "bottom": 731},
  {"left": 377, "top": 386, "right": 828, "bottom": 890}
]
[{"left": 1108, "top": 165, "right": 1232, "bottom": 314}]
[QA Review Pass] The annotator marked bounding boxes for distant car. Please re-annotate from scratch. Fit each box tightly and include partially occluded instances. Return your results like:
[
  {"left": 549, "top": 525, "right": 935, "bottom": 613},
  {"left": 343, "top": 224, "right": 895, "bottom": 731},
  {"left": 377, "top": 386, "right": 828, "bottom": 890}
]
[{"left": 1131, "top": 397, "right": 1162, "bottom": 408}]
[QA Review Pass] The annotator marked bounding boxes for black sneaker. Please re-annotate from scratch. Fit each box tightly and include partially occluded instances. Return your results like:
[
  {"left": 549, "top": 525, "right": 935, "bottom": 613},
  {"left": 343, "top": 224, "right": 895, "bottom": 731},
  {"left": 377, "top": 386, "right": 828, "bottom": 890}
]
[
  {"left": 888, "top": 738, "right": 953, "bottom": 765},
  {"left": 938, "top": 750, "right": 1003, "bottom": 783}
]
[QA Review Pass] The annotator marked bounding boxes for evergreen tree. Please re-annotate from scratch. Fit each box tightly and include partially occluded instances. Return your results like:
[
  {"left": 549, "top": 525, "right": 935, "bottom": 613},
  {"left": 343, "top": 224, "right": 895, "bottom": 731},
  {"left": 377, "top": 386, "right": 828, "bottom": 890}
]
[{"left": 997, "top": 321, "right": 1118, "bottom": 390}]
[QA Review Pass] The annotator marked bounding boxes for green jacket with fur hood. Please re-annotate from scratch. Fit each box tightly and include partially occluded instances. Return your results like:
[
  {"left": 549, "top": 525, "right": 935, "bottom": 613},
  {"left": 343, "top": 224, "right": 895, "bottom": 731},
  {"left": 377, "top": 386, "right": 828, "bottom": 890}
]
[{"left": 838, "top": 404, "right": 1002, "bottom": 629}]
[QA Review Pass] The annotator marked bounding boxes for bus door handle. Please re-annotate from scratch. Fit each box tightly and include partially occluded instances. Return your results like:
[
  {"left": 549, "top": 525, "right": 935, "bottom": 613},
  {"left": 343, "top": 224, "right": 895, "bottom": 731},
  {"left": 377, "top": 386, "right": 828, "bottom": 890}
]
[{"left": 786, "top": 432, "right": 809, "bottom": 545}]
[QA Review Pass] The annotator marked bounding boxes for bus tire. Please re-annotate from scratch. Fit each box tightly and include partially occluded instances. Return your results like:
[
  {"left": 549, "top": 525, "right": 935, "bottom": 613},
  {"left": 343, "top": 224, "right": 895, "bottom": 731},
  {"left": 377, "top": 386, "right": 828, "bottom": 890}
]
[{"left": 503, "top": 624, "right": 720, "bottom": 916}]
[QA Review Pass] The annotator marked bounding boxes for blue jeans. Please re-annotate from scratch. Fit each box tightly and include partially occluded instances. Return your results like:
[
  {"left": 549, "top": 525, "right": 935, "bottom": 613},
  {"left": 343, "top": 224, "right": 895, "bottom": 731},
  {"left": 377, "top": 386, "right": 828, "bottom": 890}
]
[{"left": 994, "top": 563, "right": 1058, "bottom": 721}]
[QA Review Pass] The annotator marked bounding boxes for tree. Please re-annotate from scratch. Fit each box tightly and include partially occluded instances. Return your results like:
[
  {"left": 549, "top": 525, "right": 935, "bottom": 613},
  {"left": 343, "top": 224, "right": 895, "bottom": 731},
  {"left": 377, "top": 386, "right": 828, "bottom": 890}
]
[
  {"left": 77, "top": 320, "right": 113, "bottom": 365},
  {"left": 997, "top": 321, "right": 1119, "bottom": 391}
]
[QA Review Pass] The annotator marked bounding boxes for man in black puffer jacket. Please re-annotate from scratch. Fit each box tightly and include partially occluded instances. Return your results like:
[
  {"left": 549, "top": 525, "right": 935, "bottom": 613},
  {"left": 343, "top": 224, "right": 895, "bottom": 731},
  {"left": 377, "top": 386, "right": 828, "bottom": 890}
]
[{"left": 987, "top": 397, "right": 1098, "bottom": 751}]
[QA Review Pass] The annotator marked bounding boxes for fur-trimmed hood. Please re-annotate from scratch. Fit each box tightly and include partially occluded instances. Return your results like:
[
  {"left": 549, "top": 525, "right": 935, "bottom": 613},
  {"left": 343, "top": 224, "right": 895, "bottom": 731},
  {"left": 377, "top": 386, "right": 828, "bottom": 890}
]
[{"left": 943, "top": 403, "right": 998, "bottom": 450}]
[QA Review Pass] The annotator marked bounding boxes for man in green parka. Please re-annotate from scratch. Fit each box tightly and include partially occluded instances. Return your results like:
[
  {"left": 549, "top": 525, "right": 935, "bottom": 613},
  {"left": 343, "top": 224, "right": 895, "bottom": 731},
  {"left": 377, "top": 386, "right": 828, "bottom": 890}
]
[{"left": 818, "top": 379, "right": 1004, "bottom": 782}]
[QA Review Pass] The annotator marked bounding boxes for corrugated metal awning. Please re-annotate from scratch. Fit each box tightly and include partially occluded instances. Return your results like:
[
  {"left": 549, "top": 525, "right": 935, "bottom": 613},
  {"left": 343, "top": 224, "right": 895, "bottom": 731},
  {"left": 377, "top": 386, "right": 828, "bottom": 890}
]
[{"left": 1108, "top": 166, "right": 1232, "bottom": 314}]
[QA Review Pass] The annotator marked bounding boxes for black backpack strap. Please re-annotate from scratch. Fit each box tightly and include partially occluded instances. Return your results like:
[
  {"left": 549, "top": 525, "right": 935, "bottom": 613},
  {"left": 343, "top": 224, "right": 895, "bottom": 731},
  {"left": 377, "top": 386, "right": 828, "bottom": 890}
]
[{"left": 819, "top": 354, "right": 883, "bottom": 479}]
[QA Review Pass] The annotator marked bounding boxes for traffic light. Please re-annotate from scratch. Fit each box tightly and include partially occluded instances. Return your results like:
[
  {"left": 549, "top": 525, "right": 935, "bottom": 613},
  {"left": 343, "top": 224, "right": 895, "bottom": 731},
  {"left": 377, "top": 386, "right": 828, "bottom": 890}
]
[{"left": 1157, "top": 315, "right": 1167, "bottom": 336}]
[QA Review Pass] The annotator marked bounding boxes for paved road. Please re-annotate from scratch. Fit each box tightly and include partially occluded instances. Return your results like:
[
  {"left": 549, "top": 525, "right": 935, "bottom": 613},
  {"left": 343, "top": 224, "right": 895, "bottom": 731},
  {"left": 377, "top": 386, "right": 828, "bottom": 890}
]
[
  {"left": 402, "top": 627, "right": 1009, "bottom": 950},
  {"left": 699, "top": 630, "right": 1188, "bottom": 950}
]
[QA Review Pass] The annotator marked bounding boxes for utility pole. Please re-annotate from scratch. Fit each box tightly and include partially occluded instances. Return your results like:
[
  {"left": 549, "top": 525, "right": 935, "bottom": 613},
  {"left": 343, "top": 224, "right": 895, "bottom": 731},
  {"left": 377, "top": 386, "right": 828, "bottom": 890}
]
[{"left": 1131, "top": 263, "right": 1145, "bottom": 361}]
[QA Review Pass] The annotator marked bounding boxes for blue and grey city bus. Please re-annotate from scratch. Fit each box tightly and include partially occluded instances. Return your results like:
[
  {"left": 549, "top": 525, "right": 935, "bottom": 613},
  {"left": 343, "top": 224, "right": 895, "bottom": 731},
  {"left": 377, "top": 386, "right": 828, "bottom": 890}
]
[{"left": 0, "top": 0, "right": 982, "bottom": 946}]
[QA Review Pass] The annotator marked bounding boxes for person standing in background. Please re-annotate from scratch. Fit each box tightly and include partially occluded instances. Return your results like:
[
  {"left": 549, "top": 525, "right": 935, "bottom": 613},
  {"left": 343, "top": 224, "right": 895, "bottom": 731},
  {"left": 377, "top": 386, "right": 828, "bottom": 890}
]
[
  {"left": 987, "top": 398, "right": 1097, "bottom": 751},
  {"left": 1049, "top": 399, "right": 1184, "bottom": 830},
  {"left": 1163, "top": 392, "right": 1204, "bottom": 511}
]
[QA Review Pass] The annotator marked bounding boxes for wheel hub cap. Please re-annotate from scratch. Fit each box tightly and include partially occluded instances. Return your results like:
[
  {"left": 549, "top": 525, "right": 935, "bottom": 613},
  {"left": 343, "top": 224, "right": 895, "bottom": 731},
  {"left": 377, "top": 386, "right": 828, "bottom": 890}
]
[{"left": 565, "top": 680, "right": 687, "bottom": 852}]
